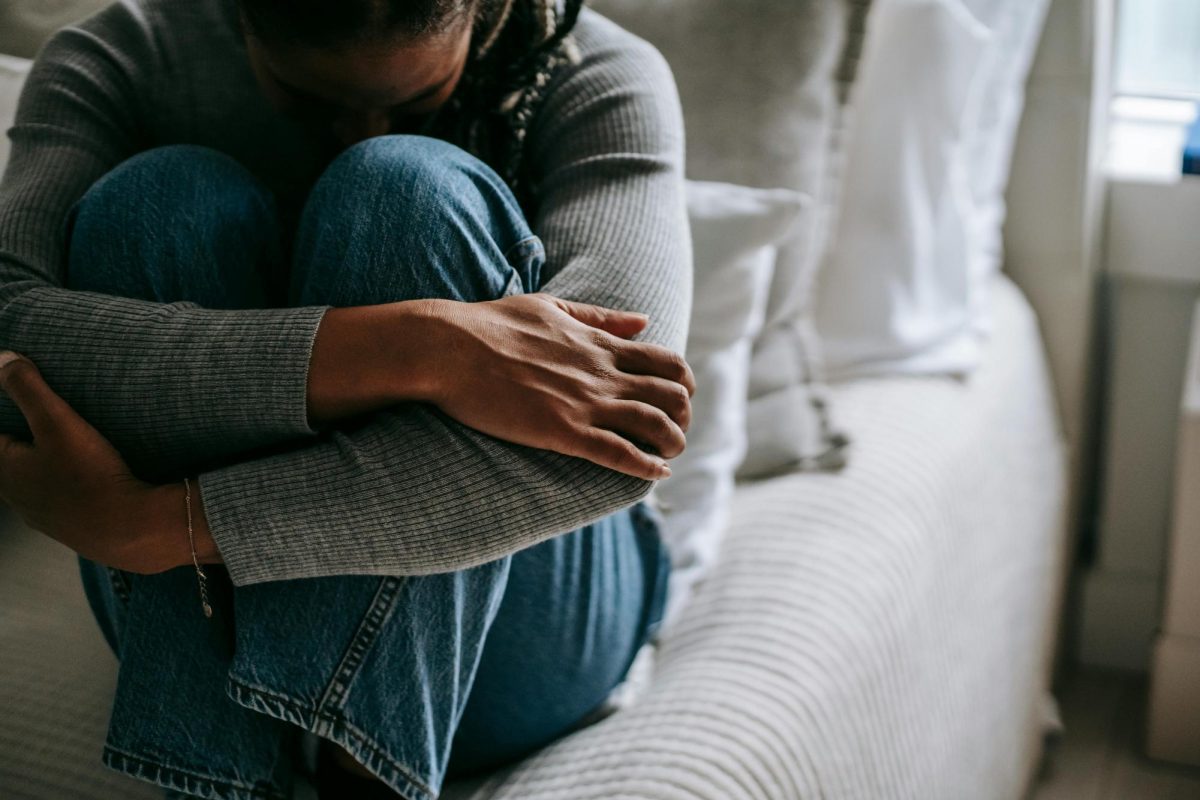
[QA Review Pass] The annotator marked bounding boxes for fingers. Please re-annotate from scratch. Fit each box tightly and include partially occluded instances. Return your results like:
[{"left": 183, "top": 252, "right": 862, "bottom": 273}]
[
  {"left": 554, "top": 298, "right": 649, "bottom": 339},
  {"left": 614, "top": 341, "right": 696, "bottom": 396},
  {"left": 597, "top": 400, "right": 686, "bottom": 460},
  {"left": 574, "top": 428, "right": 672, "bottom": 481},
  {"left": 619, "top": 375, "right": 692, "bottom": 432},
  {"left": 0, "top": 351, "right": 71, "bottom": 441}
]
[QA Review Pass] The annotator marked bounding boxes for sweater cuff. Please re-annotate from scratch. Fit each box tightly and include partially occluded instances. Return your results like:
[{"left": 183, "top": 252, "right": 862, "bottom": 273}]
[
  {"left": 197, "top": 466, "right": 275, "bottom": 587},
  {"left": 212, "top": 304, "right": 329, "bottom": 441}
]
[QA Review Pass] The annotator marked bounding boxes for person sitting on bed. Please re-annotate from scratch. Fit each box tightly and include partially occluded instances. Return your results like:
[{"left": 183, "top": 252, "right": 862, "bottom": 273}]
[{"left": 0, "top": 0, "right": 693, "bottom": 796}]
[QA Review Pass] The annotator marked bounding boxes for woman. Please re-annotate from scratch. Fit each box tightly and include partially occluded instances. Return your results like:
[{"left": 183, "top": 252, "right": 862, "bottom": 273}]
[{"left": 0, "top": 0, "right": 692, "bottom": 797}]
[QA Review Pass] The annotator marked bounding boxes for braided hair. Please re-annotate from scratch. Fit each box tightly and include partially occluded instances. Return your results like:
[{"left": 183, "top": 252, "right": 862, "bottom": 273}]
[
  {"left": 444, "top": 0, "right": 584, "bottom": 203},
  {"left": 239, "top": 0, "right": 585, "bottom": 207}
]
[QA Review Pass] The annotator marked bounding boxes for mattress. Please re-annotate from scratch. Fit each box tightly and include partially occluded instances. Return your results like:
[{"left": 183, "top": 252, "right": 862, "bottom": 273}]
[{"left": 0, "top": 275, "right": 1068, "bottom": 800}]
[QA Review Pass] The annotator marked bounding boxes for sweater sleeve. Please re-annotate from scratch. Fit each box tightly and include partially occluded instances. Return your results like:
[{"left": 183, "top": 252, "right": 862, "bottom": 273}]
[
  {"left": 0, "top": 10, "right": 330, "bottom": 482},
  {"left": 195, "top": 25, "right": 693, "bottom": 586}
]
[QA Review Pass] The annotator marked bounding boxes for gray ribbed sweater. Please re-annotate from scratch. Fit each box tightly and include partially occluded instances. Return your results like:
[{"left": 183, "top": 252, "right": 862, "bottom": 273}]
[{"left": 0, "top": 0, "right": 691, "bottom": 586}]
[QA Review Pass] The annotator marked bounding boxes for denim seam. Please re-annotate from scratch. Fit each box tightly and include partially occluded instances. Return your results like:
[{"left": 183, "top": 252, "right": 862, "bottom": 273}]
[
  {"left": 316, "top": 576, "right": 406, "bottom": 713},
  {"left": 103, "top": 743, "right": 287, "bottom": 800},
  {"left": 221, "top": 576, "right": 407, "bottom": 725},
  {"left": 225, "top": 576, "right": 433, "bottom": 800},
  {"left": 227, "top": 678, "right": 435, "bottom": 800}
]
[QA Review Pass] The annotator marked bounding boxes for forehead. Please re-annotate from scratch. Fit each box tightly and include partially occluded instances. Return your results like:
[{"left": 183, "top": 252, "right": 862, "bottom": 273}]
[{"left": 253, "top": 24, "right": 473, "bottom": 107}]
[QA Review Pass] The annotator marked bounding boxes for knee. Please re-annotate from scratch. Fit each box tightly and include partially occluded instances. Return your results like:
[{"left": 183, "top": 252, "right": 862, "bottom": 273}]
[
  {"left": 306, "top": 135, "right": 525, "bottom": 248},
  {"left": 72, "top": 145, "right": 273, "bottom": 236},
  {"left": 317, "top": 135, "right": 503, "bottom": 209},
  {"left": 67, "top": 146, "right": 279, "bottom": 303},
  {"left": 292, "top": 135, "right": 538, "bottom": 307}
]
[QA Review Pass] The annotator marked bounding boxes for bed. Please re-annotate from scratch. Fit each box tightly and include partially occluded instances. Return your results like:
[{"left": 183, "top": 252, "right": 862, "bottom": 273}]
[{"left": 0, "top": 0, "right": 1105, "bottom": 795}]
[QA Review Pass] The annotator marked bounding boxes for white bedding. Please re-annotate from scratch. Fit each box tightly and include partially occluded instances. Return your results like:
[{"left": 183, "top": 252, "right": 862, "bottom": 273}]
[
  {"left": 0, "top": 276, "right": 1067, "bottom": 799},
  {"left": 446, "top": 273, "right": 1068, "bottom": 799}
]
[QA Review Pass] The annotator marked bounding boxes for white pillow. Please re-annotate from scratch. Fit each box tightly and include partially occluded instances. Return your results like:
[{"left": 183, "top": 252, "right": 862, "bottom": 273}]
[
  {"left": 0, "top": 55, "right": 31, "bottom": 176},
  {"left": 815, "top": 0, "right": 1051, "bottom": 379},
  {"left": 959, "top": 0, "right": 1052, "bottom": 337},
  {"left": 652, "top": 181, "right": 806, "bottom": 633},
  {"left": 816, "top": 0, "right": 991, "bottom": 379}
]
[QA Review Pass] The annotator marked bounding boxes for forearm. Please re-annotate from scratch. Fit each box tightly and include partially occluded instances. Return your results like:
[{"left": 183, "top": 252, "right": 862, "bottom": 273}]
[
  {"left": 305, "top": 300, "right": 447, "bottom": 427},
  {"left": 0, "top": 281, "right": 451, "bottom": 478},
  {"left": 0, "top": 279, "right": 330, "bottom": 481},
  {"left": 193, "top": 401, "right": 652, "bottom": 585}
]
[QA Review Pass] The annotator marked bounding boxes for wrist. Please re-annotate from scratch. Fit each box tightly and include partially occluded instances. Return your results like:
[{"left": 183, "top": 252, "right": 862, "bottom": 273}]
[
  {"left": 128, "top": 483, "right": 188, "bottom": 573},
  {"left": 306, "top": 300, "right": 456, "bottom": 425},
  {"left": 136, "top": 481, "right": 220, "bottom": 573},
  {"left": 398, "top": 298, "right": 460, "bottom": 405}
]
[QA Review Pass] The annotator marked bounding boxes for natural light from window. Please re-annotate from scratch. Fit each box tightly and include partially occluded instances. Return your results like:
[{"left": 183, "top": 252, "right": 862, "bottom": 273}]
[{"left": 1116, "top": 0, "right": 1200, "bottom": 99}]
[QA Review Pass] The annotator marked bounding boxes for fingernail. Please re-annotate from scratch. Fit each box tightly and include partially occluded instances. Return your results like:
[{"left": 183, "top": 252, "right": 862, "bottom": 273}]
[
  {"left": 659, "top": 462, "right": 672, "bottom": 479},
  {"left": 0, "top": 351, "right": 22, "bottom": 371}
]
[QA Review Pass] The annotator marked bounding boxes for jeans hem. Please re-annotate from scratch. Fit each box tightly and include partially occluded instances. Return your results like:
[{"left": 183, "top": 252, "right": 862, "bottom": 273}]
[
  {"left": 227, "top": 678, "right": 436, "bottom": 800},
  {"left": 102, "top": 744, "right": 287, "bottom": 800}
]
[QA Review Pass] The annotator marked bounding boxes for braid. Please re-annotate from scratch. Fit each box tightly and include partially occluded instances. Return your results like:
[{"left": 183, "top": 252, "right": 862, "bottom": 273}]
[
  {"left": 474, "top": 0, "right": 515, "bottom": 59},
  {"left": 492, "top": 0, "right": 584, "bottom": 189},
  {"left": 432, "top": 0, "right": 586, "bottom": 206}
]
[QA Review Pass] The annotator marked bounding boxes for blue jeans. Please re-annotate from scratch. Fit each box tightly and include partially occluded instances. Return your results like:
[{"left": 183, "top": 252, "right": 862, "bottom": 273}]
[{"left": 68, "top": 137, "right": 671, "bottom": 800}]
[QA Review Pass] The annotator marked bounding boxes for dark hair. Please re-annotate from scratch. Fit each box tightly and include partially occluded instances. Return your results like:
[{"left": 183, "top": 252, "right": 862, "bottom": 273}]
[{"left": 238, "top": 0, "right": 482, "bottom": 48}]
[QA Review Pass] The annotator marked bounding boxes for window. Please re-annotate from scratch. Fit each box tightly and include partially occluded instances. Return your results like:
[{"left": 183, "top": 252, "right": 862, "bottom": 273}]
[{"left": 1116, "top": 0, "right": 1200, "bottom": 99}]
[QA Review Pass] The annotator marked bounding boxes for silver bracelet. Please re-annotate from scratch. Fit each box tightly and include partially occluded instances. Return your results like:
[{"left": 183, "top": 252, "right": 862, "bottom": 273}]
[{"left": 183, "top": 477, "right": 213, "bottom": 618}]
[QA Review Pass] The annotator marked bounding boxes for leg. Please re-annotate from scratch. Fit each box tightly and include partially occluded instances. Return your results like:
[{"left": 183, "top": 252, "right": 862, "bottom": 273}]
[
  {"left": 70, "top": 144, "right": 282, "bottom": 655},
  {"left": 224, "top": 135, "right": 545, "bottom": 798},
  {"left": 446, "top": 501, "right": 671, "bottom": 778},
  {"left": 70, "top": 135, "right": 668, "bottom": 800},
  {"left": 233, "top": 135, "right": 668, "bottom": 798},
  {"left": 66, "top": 145, "right": 307, "bottom": 797},
  {"left": 287, "top": 134, "right": 541, "bottom": 307},
  {"left": 65, "top": 144, "right": 283, "bottom": 308},
  {"left": 69, "top": 137, "right": 528, "bottom": 800}
]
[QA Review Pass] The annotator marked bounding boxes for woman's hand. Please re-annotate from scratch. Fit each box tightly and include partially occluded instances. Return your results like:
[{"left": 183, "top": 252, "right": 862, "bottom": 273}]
[
  {"left": 0, "top": 351, "right": 184, "bottom": 574},
  {"left": 420, "top": 294, "right": 695, "bottom": 480}
]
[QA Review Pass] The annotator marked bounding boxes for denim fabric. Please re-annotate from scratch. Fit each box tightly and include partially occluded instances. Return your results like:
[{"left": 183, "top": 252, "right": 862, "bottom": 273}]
[{"left": 69, "top": 137, "right": 671, "bottom": 800}]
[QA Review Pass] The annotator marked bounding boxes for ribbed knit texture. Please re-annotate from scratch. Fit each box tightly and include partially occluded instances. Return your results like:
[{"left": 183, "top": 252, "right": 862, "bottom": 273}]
[{"left": 0, "top": 0, "right": 691, "bottom": 586}]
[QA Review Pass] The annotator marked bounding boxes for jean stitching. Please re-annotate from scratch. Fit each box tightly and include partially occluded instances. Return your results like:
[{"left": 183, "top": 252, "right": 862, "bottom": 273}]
[
  {"left": 227, "top": 679, "right": 435, "bottom": 800},
  {"left": 228, "top": 678, "right": 307, "bottom": 724},
  {"left": 103, "top": 744, "right": 286, "bottom": 800},
  {"left": 227, "top": 676, "right": 306, "bottom": 705},
  {"left": 316, "top": 576, "right": 406, "bottom": 713},
  {"left": 325, "top": 716, "right": 435, "bottom": 800}
]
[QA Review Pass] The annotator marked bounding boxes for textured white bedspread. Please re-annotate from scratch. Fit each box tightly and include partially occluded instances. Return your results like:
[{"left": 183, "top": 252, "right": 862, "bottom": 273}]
[
  {"left": 445, "top": 274, "right": 1069, "bottom": 800},
  {"left": 0, "top": 276, "right": 1067, "bottom": 800}
]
